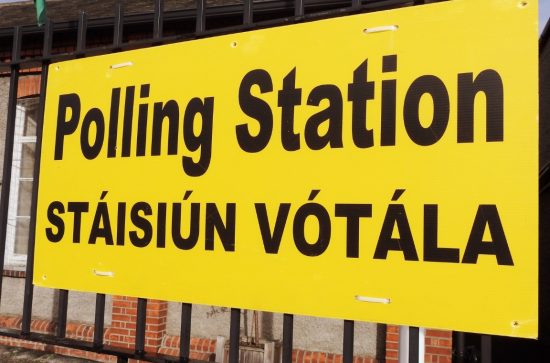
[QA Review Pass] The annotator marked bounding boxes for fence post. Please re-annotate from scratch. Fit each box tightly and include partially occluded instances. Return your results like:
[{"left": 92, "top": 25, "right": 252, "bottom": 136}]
[{"left": 399, "top": 326, "right": 425, "bottom": 363}]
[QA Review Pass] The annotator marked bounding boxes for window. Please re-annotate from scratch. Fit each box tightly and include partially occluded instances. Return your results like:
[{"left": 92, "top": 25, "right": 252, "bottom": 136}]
[{"left": 5, "top": 97, "right": 39, "bottom": 268}]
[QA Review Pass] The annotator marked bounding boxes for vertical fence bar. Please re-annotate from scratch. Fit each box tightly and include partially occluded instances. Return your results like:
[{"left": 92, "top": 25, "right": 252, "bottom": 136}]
[
  {"left": 22, "top": 18, "right": 52, "bottom": 335},
  {"left": 343, "top": 320, "right": 354, "bottom": 363},
  {"left": 0, "top": 26, "right": 22, "bottom": 308},
  {"left": 408, "top": 327, "right": 420, "bottom": 363},
  {"left": 419, "top": 328, "right": 426, "bottom": 362},
  {"left": 56, "top": 289, "right": 69, "bottom": 338},
  {"left": 294, "top": 0, "right": 304, "bottom": 17},
  {"left": 243, "top": 0, "right": 253, "bottom": 25},
  {"left": 53, "top": 5, "right": 68, "bottom": 328},
  {"left": 54, "top": 9, "right": 69, "bottom": 331},
  {"left": 229, "top": 308, "right": 240, "bottom": 363},
  {"left": 113, "top": 2, "right": 124, "bottom": 48},
  {"left": 455, "top": 332, "right": 465, "bottom": 363},
  {"left": 481, "top": 335, "right": 492, "bottom": 363},
  {"left": 282, "top": 313, "right": 294, "bottom": 363},
  {"left": 76, "top": 11, "right": 87, "bottom": 54},
  {"left": 196, "top": 0, "right": 206, "bottom": 33},
  {"left": 135, "top": 298, "right": 147, "bottom": 355},
  {"left": 179, "top": 303, "right": 192, "bottom": 361},
  {"left": 153, "top": 0, "right": 164, "bottom": 39},
  {"left": 351, "top": 0, "right": 361, "bottom": 10},
  {"left": 93, "top": 293, "right": 106, "bottom": 347},
  {"left": 399, "top": 326, "right": 408, "bottom": 362}
]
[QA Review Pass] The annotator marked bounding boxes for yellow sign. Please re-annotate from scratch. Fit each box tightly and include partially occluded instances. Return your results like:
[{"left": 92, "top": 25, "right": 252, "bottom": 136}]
[{"left": 35, "top": 0, "right": 538, "bottom": 337}]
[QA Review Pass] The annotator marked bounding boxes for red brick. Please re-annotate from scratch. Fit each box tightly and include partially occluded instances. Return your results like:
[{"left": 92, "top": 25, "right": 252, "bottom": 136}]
[
  {"left": 124, "top": 322, "right": 137, "bottom": 330},
  {"left": 297, "top": 349, "right": 305, "bottom": 363},
  {"left": 426, "top": 330, "right": 452, "bottom": 338},
  {"left": 432, "top": 338, "right": 452, "bottom": 347},
  {"left": 386, "top": 325, "right": 400, "bottom": 333},
  {"left": 17, "top": 75, "right": 40, "bottom": 98},
  {"left": 311, "top": 351, "right": 319, "bottom": 363},
  {"left": 112, "top": 314, "right": 135, "bottom": 322},
  {"left": 386, "top": 341, "right": 399, "bottom": 350},
  {"left": 112, "top": 300, "right": 136, "bottom": 308},
  {"left": 147, "top": 309, "right": 166, "bottom": 318},
  {"left": 108, "top": 327, "right": 132, "bottom": 336},
  {"left": 166, "top": 336, "right": 179, "bottom": 348},
  {"left": 425, "top": 347, "right": 452, "bottom": 356}
]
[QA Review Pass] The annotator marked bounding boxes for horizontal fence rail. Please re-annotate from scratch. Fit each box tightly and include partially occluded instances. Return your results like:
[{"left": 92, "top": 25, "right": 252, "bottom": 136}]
[{"left": 0, "top": 0, "right": 440, "bottom": 362}]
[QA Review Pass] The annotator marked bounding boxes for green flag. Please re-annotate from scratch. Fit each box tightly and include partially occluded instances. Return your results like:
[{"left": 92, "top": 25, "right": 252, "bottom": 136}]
[{"left": 34, "top": 0, "right": 47, "bottom": 26}]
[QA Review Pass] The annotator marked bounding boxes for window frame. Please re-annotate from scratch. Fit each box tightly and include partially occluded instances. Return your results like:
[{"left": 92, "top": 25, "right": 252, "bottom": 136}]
[{"left": 5, "top": 97, "right": 38, "bottom": 268}]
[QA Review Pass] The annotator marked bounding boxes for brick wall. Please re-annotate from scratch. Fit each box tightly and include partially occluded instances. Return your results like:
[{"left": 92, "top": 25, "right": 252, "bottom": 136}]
[
  {"left": 425, "top": 330, "right": 452, "bottom": 363},
  {"left": 158, "top": 335, "right": 216, "bottom": 361},
  {"left": 0, "top": 313, "right": 216, "bottom": 362},
  {"left": 0, "top": 310, "right": 389, "bottom": 362},
  {"left": 0, "top": 315, "right": 116, "bottom": 362},
  {"left": 105, "top": 296, "right": 139, "bottom": 349},
  {"left": 291, "top": 350, "right": 377, "bottom": 363},
  {"left": 385, "top": 325, "right": 400, "bottom": 362}
]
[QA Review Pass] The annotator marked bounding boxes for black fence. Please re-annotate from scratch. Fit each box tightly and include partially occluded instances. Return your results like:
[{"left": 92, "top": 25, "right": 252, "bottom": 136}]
[{"left": 0, "top": 1, "right": 471, "bottom": 363}]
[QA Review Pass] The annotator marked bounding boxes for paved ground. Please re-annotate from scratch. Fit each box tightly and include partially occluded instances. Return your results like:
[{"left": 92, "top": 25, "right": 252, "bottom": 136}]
[{"left": 0, "top": 345, "right": 97, "bottom": 362}]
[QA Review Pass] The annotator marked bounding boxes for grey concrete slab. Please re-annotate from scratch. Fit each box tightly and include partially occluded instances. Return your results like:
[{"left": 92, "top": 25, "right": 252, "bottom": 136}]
[{"left": 0, "top": 345, "right": 96, "bottom": 363}]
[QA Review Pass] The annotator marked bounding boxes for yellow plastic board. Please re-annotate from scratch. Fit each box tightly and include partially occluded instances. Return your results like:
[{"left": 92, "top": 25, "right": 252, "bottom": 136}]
[{"left": 35, "top": 0, "right": 538, "bottom": 337}]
